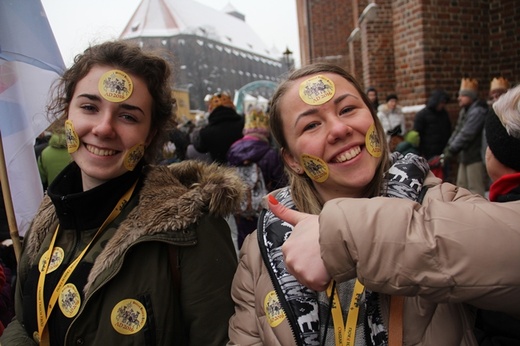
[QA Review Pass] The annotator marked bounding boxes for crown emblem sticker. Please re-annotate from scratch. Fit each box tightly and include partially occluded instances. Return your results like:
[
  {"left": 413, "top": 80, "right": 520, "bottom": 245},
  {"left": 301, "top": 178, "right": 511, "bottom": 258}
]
[
  {"left": 264, "top": 291, "right": 286, "bottom": 327},
  {"left": 65, "top": 120, "right": 80, "bottom": 153},
  {"left": 365, "top": 123, "right": 382, "bottom": 158},
  {"left": 111, "top": 299, "right": 147, "bottom": 335},
  {"left": 299, "top": 75, "right": 335, "bottom": 105},
  {"left": 98, "top": 69, "right": 133, "bottom": 102},
  {"left": 300, "top": 153, "right": 329, "bottom": 183},
  {"left": 124, "top": 143, "right": 145, "bottom": 171},
  {"left": 59, "top": 283, "right": 81, "bottom": 318}
]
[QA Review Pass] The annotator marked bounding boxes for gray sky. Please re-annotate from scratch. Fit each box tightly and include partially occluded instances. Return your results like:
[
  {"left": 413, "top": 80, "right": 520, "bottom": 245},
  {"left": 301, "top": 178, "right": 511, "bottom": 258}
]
[{"left": 41, "top": 0, "right": 300, "bottom": 67}]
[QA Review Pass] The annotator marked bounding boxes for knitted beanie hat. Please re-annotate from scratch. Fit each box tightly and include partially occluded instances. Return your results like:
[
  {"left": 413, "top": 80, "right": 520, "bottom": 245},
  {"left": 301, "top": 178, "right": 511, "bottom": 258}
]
[
  {"left": 485, "top": 84, "right": 520, "bottom": 171},
  {"left": 244, "top": 106, "right": 270, "bottom": 138}
]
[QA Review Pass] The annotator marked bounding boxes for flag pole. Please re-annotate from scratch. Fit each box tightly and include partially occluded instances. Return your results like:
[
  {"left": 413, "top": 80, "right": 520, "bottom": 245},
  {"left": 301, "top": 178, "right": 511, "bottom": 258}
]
[{"left": 0, "top": 131, "right": 22, "bottom": 263}]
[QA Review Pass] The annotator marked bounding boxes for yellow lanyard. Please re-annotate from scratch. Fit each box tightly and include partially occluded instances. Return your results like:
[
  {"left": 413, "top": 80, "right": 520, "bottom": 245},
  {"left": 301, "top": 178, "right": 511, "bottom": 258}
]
[
  {"left": 326, "top": 279, "right": 365, "bottom": 346},
  {"left": 36, "top": 180, "right": 137, "bottom": 345}
]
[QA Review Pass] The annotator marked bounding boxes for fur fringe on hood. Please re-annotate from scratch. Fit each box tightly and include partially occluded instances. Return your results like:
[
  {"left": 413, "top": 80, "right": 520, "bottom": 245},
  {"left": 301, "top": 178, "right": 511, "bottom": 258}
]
[{"left": 23, "top": 161, "right": 246, "bottom": 293}]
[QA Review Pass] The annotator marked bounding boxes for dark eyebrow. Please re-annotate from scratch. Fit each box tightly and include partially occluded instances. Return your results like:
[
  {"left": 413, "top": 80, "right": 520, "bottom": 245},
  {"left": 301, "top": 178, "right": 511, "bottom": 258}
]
[
  {"left": 294, "top": 93, "right": 358, "bottom": 126},
  {"left": 77, "top": 93, "right": 102, "bottom": 102},
  {"left": 119, "top": 103, "right": 145, "bottom": 115},
  {"left": 77, "top": 93, "right": 145, "bottom": 115},
  {"left": 334, "top": 93, "right": 358, "bottom": 104}
]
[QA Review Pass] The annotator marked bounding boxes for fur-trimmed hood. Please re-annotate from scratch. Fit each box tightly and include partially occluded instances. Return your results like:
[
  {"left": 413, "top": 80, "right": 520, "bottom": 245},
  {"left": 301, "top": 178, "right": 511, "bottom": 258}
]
[{"left": 23, "top": 160, "right": 245, "bottom": 292}]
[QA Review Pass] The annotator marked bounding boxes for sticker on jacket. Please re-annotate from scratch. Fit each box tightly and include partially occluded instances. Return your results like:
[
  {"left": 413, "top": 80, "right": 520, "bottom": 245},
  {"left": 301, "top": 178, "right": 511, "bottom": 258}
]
[
  {"left": 264, "top": 291, "right": 286, "bottom": 327},
  {"left": 59, "top": 283, "right": 81, "bottom": 318},
  {"left": 111, "top": 299, "right": 147, "bottom": 335},
  {"left": 38, "top": 247, "right": 64, "bottom": 273}
]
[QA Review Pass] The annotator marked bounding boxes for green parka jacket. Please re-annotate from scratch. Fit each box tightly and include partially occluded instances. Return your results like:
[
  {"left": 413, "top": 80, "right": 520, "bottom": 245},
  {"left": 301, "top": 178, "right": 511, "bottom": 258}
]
[{"left": 1, "top": 160, "right": 245, "bottom": 346}]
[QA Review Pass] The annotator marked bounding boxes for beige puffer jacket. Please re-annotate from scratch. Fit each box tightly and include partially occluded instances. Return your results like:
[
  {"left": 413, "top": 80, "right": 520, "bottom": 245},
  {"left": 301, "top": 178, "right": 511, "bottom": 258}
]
[
  {"left": 229, "top": 175, "right": 520, "bottom": 345},
  {"left": 320, "top": 176, "right": 520, "bottom": 345}
]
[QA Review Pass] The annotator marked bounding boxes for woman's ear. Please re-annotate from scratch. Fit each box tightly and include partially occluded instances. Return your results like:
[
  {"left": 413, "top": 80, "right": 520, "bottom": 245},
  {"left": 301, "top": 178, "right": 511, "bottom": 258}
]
[{"left": 282, "top": 148, "right": 303, "bottom": 174}]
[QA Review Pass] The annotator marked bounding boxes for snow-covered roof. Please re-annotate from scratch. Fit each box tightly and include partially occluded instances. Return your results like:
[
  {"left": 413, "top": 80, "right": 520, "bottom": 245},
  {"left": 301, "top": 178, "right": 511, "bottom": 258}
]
[{"left": 120, "top": 0, "right": 276, "bottom": 58}]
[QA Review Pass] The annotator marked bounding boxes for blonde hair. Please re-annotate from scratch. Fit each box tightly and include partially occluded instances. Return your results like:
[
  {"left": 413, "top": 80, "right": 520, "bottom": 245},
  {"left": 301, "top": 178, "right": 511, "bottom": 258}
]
[{"left": 269, "top": 63, "right": 390, "bottom": 214}]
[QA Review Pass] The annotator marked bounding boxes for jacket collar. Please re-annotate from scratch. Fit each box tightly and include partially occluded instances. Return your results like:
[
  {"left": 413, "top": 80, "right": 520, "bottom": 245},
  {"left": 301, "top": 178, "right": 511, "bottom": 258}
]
[{"left": 25, "top": 161, "right": 245, "bottom": 268}]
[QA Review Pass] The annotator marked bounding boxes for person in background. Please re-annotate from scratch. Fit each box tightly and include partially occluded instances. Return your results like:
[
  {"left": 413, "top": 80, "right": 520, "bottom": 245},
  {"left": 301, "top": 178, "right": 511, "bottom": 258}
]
[
  {"left": 192, "top": 92, "right": 244, "bottom": 164},
  {"left": 488, "top": 77, "right": 510, "bottom": 106},
  {"left": 481, "top": 77, "right": 510, "bottom": 172},
  {"left": 474, "top": 84, "right": 520, "bottom": 345},
  {"left": 413, "top": 89, "right": 452, "bottom": 180},
  {"left": 413, "top": 89, "right": 451, "bottom": 160},
  {"left": 159, "top": 121, "right": 190, "bottom": 164},
  {"left": 394, "top": 129, "right": 420, "bottom": 156},
  {"left": 377, "top": 93, "right": 406, "bottom": 149},
  {"left": 227, "top": 105, "right": 287, "bottom": 249},
  {"left": 366, "top": 86, "right": 379, "bottom": 111},
  {"left": 34, "top": 131, "right": 51, "bottom": 161},
  {"left": 37, "top": 125, "right": 71, "bottom": 190},
  {"left": 0, "top": 41, "right": 243, "bottom": 346},
  {"left": 228, "top": 63, "right": 520, "bottom": 345},
  {"left": 185, "top": 114, "right": 212, "bottom": 163},
  {"left": 443, "top": 78, "right": 488, "bottom": 196}
]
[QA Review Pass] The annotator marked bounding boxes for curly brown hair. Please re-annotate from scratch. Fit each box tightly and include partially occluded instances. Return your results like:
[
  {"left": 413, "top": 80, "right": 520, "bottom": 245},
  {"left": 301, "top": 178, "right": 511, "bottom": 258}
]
[{"left": 46, "top": 40, "right": 176, "bottom": 163}]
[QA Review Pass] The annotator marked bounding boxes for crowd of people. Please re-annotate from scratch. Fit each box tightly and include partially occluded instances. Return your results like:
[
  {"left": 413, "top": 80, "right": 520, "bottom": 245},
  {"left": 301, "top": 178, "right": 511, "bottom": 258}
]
[{"left": 0, "top": 39, "right": 518, "bottom": 345}]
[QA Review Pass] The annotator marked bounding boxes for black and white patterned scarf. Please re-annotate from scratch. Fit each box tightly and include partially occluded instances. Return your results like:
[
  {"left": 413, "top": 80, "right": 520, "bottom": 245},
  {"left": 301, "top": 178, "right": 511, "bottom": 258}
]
[{"left": 364, "top": 152, "right": 430, "bottom": 346}]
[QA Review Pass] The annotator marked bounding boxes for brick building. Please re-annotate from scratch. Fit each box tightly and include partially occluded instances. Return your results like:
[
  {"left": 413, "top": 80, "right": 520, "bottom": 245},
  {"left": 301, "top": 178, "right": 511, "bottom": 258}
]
[{"left": 296, "top": 0, "right": 519, "bottom": 124}]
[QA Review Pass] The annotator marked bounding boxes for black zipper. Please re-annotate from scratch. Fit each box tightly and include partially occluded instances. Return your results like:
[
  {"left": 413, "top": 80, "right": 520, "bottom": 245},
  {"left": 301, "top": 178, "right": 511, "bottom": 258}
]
[{"left": 257, "top": 208, "right": 303, "bottom": 345}]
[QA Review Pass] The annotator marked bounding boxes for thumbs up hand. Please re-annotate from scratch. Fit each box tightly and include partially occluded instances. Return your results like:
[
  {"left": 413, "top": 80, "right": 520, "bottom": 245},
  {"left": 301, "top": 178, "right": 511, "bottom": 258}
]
[{"left": 268, "top": 195, "right": 332, "bottom": 291}]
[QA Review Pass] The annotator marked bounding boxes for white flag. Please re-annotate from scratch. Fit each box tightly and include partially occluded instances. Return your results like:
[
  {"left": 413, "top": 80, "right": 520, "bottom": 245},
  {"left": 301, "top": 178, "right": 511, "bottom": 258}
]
[{"left": 0, "top": 0, "right": 65, "bottom": 237}]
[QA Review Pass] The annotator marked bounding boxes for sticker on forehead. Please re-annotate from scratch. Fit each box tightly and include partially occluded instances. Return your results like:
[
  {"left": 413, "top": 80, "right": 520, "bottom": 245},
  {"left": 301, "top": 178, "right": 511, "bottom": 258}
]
[
  {"left": 299, "top": 75, "right": 335, "bottom": 105},
  {"left": 365, "top": 123, "right": 382, "bottom": 158},
  {"left": 65, "top": 120, "right": 80, "bottom": 153},
  {"left": 98, "top": 69, "right": 134, "bottom": 102},
  {"left": 300, "top": 153, "right": 329, "bottom": 183}
]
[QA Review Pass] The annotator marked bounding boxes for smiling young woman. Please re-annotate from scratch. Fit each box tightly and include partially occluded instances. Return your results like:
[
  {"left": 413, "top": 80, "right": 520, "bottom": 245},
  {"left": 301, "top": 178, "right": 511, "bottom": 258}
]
[
  {"left": 1, "top": 41, "right": 245, "bottom": 346},
  {"left": 228, "top": 63, "right": 520, "bottom": 346}
]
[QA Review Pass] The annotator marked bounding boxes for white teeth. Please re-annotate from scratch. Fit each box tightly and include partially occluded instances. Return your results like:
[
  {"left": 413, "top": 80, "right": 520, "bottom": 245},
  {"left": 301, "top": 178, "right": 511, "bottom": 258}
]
[
  {"left": 86, "top": 144, "right": 116, "bottom": 156},
  {"left": 334, "top": 146, "right": 361, "bottom": 163}
]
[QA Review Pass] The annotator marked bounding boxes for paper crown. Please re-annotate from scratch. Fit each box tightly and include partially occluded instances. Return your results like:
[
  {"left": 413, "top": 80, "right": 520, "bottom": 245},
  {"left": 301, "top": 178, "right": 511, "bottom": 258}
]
[
  {"left": 460, "top": 78, "right": 478, "bottom": 91},
  {"left": 208, "top": 92, "right": 235, "bottom": 112},
  {"left": 490, "top": 77, "right": 510, "bottom": 92},
  {"left": 244, "top": 106, "right": 270, "bottom": 137}
]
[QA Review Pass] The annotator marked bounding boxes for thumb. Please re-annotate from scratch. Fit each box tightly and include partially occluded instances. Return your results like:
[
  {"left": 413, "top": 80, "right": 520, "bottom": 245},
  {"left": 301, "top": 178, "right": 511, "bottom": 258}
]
[{"left": 267, "top": 194, "right": 308, "bottom": 226}]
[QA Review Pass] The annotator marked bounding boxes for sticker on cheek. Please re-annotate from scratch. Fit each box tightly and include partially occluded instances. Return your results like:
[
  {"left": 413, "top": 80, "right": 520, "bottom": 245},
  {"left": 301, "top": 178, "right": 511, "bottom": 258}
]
[
  {"left": 299, "top": 75, "right": 335, "bottom": 105},
  {"left": 98, "top": 69, "right": 133, "bottom": 102},
  {"left": 300, "top": 153, "right": 329, "bottom": 183},
  {"left": 365, "top": 123, "right": 382, "bottom": 158},
  {"left": 123, "top": 143, "right": 145, "bottom": 171},
  {"left": 65, "top": 120, "right": 80, "bottom": 153}
]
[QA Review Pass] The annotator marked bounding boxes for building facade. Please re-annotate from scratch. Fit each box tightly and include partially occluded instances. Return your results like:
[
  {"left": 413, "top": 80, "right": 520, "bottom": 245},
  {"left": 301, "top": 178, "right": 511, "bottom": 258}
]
[
  {"left": 120, "top": 0, "right": 292, "bottom": 112},
  {"left": 296, "top": 0, "right": 519, "bottom": 123}
]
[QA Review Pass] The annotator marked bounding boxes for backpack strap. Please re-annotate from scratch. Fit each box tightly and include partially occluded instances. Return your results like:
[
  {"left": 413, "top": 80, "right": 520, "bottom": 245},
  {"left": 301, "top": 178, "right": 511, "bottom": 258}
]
[{"left": 388, "top": 295, "right": 404, "bottom": 346}]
